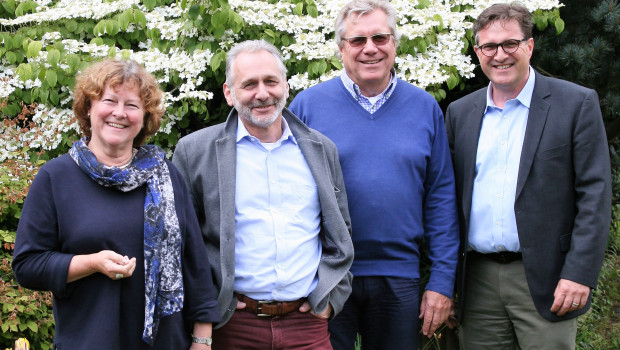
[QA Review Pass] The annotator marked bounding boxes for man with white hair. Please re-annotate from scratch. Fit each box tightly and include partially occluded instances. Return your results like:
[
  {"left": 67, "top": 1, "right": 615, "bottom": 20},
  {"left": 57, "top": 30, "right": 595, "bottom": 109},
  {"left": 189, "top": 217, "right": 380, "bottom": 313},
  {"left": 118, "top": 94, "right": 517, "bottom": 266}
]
[
  {"left": 290, "top": 1, "right": 459, "bottom": 348},
  {"left": 173, "top": 40, "right": 354, "bottom": 350}
]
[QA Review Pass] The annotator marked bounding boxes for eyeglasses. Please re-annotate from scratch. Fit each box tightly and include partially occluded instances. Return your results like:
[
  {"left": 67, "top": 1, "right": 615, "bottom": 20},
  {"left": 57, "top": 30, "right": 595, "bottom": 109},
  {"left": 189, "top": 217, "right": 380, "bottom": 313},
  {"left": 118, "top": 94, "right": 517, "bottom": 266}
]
[
  {"left": 342, "top": 33, "right": 393, "bottom": 48},
  {"left": 476, "top": 38, "right": 529, "bottom": 57}
]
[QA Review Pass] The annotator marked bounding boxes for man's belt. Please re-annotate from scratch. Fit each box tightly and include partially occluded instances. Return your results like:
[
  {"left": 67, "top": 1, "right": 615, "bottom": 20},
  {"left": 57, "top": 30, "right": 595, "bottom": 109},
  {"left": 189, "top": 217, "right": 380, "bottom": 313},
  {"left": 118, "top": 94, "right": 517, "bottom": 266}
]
[
  {"left": 470, "top": 250, "right": 522, "bottom": 264},
  {"left": 235, "top": 293, "right": 306, "bottom": 317}
]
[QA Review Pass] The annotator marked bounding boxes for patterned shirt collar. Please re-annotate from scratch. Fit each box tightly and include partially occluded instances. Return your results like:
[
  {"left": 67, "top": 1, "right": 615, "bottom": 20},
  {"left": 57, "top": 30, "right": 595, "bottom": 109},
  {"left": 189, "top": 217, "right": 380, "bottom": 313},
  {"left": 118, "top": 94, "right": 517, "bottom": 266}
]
[{"left": 340, "top": 68, "right": 398, "bottom": 114}]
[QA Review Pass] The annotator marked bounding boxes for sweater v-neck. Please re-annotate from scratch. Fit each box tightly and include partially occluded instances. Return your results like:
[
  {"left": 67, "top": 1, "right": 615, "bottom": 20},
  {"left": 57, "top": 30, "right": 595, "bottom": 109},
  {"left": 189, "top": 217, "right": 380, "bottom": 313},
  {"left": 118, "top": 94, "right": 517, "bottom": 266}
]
[{"left": 336, "top": 78, "right": 401, "bottom": 120}]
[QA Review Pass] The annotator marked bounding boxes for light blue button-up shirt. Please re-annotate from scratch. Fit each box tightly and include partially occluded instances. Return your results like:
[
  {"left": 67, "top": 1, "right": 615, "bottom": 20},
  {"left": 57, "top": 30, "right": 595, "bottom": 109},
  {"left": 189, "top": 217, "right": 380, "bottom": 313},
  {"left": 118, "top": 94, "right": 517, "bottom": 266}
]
[
  {"left": 468, "top": 67, "right": 536, "bottom": 253},
  {"left": 234, "top": 117, "right": 321, "bottom": 301}
]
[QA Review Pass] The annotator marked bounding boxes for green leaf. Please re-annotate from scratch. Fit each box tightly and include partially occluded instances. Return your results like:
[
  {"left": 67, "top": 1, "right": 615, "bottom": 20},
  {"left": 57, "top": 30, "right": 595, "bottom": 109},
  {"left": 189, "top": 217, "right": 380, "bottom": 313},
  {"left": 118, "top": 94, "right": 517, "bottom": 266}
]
[
  {"left": 66, "top": 54, "right": 81, "bottom": 73},
  {"left": 143, "top": 0, "right": 156, "bottom": 11},
  {"left": 27, "top": 40, "right": 43, "bottom": 58},
  {"left": 212, "top": 10, "right": 228, "bottom": 27},
  {"left": 307, "top": 4, "right": 318, "bottom": 18},
  {"left": 330, "top": 57, "right": 343, "bottom": 70},
  {"left": 433, "top": 14, "right": 444, "bottom": 31},
  {"left": 27, "top": 320, "right": 38, "bottom": 332},
  {"left": 121, "top": 49, "right": 131, "bottom": 60},
  {"left": 415, "top": 38, "right": 427, "bottom": 53},
  {"left": 281, "top": 34, "right": 290, "bottom": 46},
  {"left": 2, "top": 33, "right": 13, "bottom": 50},
  {"left": 45, "top": 69, "right": 58, "bottom": 88},
  {"left": 188, "top": 4, "right": 201, "bottom": 20},
  {"left": 65, "top": 19, "right": 78, "bottom": 32},
  {"left": 446, "top": 74, "right": 458, "bottom": 90},
  {"left": 264, "top": 28, "right": 275, "bottom": 38},
  {"left": 438, "top": 88, "right": 446, "bottom": 100},
  {"left": 94, "top": 20, "right": 105, "bottom": 36},
  {"left": 91, "top": 37, "right": 104, "bottom": 45},
  {"left": 319, "top": 59, "right": 327, "bottom": 73},
  {"left": 1, "top": 0, "right": 16, "bottom": 14},
  {"left": 47, "top": 48, "right": 61, "bottom": 66},
  {"left": 415, "top": 0, "right": 430, "bottom": 9},
  {"left": 134, "top": 10, "right": 147, "bottom": 28},
  {"left": 293, "top": 3, "right": 303, "bottom": 16},
  {"left": 40, "top": 88, "right": 49, "bottom": 104},
  {"left": 50, "top": 89, "right": 60, "bottom": 105},
  {"left": 554, "top": 18, "right": 565, "bottom": 34},
  {"left": 210, "top": 51, "right": 225, "bottom": 71},
  {"left": 533, "top": 14, "right": 548, "bottom": 31},
  {"left": 6, "top": 51, "right": 17, "bottom": 64},
  {"left": 119, "top": 11, "right": 131, "bottom": 30}
]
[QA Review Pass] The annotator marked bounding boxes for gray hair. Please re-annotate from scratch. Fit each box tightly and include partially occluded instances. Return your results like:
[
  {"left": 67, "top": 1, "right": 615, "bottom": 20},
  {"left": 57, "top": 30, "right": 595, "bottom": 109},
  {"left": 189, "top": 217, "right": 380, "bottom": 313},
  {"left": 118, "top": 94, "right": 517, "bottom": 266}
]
[
  {"left": 225, "top": 40, "right": 288, "bottom": 86},
  {"left": 334, "top": 0, "right": 401, "bottom": 47}
]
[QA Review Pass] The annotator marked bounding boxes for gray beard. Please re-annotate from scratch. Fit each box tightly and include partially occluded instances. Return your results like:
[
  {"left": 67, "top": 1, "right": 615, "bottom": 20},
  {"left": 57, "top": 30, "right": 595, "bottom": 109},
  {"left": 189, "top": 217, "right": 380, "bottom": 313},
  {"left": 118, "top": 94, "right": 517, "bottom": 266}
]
[{"left": 231, "top": 90, "right": 286, "bottom": 128}]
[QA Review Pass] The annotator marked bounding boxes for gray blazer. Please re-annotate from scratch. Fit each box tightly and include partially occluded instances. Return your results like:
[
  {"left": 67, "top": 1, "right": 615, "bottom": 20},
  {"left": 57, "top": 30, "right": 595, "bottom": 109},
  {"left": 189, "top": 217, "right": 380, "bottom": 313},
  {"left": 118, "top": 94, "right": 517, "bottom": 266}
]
[
  {"left": 173, "top": 108, "right": 354, "bottom": 328},
  {"left": 445, "top": 70, "right": 611, "bottom": 322}
]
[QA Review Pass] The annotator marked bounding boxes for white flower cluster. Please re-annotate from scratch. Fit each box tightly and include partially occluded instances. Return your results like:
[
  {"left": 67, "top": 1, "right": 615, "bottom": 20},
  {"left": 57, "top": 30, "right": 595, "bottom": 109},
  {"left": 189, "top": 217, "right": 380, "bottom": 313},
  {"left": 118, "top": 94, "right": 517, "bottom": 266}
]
[
  {"left": 0, "top": 105, "right": 79, "bottom": 163},
  {"left": 0, "top": 0, "right": 139, "bottom": 26},
  {"left": 143, "top": 3, "right": 194, "bottom": 41}
]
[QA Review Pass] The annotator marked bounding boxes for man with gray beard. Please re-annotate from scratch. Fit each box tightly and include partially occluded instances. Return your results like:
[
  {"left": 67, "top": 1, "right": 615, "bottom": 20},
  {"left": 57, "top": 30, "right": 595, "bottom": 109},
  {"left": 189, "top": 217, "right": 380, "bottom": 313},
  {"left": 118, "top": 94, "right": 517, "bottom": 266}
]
[{"left": 172, "top": 40, "right": 354, "bottom": 350}]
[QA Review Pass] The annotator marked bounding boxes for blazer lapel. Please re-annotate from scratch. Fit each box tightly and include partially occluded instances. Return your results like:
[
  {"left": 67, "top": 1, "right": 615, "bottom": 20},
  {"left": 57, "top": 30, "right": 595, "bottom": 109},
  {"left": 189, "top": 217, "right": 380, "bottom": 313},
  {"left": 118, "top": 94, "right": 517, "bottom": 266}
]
[
  {"left": 461, "top": 94, "right": 486, "bottom": 230},
  {"left": 215, "top": 113, "right": 238, "bottom": 263},
  {"left": 284, "top": 109, "right": 332, "bottom": 204},
  {"left": 516, "top": 73, "right": 550, "bottom": 199}
]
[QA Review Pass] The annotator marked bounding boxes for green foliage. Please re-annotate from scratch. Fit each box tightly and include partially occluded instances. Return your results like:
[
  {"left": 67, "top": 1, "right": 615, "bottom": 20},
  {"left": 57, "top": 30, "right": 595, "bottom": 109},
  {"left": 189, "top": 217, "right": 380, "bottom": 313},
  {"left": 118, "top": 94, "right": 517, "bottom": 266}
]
[
  {"left": 0, "top": 269, "right": 55, "bottom": 350},
  {"left": 575, "top": 205, "right": 620, "bottom": 350},
  {"left": 533, "top": 0, "right": 620, "bottom": 143},
  {"left": 0, "top": 103, "right": 53, "bottom": 349}
]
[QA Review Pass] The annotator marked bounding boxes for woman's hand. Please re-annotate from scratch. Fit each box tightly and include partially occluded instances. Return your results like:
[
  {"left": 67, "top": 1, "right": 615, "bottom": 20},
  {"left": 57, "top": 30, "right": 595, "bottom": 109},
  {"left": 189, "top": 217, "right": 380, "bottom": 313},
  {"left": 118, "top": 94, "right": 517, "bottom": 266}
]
[{"left": 67, "top": 250, "right": 136, "bottom": 283}]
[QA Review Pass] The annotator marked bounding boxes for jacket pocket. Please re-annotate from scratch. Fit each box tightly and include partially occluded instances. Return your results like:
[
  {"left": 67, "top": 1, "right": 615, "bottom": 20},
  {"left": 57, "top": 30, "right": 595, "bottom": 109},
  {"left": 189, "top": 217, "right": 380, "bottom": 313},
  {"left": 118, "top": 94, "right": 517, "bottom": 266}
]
[{"left": 536, "top": 144, "right": 567, "bottom": 160}]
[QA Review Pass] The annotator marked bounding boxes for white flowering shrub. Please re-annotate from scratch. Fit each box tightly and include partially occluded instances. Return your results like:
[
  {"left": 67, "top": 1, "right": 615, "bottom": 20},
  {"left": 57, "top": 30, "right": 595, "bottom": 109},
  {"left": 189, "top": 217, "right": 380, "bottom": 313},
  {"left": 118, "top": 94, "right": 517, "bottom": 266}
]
[{"left": 0, "top": 0, "right": 563, "bottom": 160}]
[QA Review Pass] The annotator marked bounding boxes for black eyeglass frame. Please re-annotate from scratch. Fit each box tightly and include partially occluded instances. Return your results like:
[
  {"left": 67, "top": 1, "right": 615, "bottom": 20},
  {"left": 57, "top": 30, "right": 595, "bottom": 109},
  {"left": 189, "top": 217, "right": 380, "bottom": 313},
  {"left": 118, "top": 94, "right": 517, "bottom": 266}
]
[
  {"left": 341, "top": 33, "right": 394, "bottom": 48},
  {"left": 476, "top": 38, "right": 530, "bottom": 57}
]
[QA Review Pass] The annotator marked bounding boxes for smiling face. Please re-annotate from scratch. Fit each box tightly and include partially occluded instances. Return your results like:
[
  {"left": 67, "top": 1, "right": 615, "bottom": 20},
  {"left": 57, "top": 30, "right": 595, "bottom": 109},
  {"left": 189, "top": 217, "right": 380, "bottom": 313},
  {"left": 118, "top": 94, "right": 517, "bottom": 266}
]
[
  {"left": 223, "top": 50, "right": 289, "bottom": 132},
  {"left": 339, "top": 9, "right": 396, "bottom": 97},
  {"left": 88, "top": 81, "right": 144, "bottom": 159},
  {"left": 475, "top": 19, "right": 534, "bottom": 99}
]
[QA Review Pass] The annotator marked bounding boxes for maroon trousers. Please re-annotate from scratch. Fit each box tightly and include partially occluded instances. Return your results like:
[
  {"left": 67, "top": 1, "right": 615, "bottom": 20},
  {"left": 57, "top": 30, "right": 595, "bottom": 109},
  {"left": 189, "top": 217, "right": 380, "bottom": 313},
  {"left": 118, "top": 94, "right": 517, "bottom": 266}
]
[{"left": 212, "top": 309, "right": 332, "bottom": 350}]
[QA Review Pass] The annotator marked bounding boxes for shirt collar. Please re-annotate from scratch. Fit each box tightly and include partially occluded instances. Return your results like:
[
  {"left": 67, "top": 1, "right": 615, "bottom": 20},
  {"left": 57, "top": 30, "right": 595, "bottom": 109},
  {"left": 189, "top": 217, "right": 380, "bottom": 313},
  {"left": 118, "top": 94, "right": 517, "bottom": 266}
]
[
  {"left": 235, "top": 114, "right": 297, "bottom": 145},
  {"left": 341, "top": 68, "right": 397, "bottom": 101},
  {"left": 485, "top": 66, "right": 536, "bottom": 111}
]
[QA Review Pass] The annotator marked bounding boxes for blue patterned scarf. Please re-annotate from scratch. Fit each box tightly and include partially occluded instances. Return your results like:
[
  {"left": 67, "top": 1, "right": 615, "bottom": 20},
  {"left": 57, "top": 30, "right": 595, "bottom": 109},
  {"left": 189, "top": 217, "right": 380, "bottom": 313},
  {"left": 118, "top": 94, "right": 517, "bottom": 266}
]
[{"left": 69, "top": 138, "right": 183, "bottom": 346}]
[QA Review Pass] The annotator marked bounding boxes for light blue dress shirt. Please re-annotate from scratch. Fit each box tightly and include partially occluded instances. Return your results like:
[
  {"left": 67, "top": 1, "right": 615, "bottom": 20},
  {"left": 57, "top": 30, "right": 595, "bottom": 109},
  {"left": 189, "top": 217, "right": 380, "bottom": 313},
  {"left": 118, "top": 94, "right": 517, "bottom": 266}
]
[
  {"left": 234, "top": 117, "right": 321, "bottom": 301},
  {"left": 341, "top": 69, "right": 397, "bottom": 114},
  {"left": 468, "top": 67, "right": 536, "bottom": 253}
]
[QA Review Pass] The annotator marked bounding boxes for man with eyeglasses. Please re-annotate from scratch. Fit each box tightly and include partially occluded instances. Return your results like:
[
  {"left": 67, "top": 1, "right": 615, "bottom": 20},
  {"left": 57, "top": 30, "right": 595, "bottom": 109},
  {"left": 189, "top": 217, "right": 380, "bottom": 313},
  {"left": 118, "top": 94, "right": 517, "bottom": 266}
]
[
  {"left": 290, "top": 0, "right": 459, "bottom": 349},
  {"left": 445, "top": 3, "right": 611, "bottom": 349}
]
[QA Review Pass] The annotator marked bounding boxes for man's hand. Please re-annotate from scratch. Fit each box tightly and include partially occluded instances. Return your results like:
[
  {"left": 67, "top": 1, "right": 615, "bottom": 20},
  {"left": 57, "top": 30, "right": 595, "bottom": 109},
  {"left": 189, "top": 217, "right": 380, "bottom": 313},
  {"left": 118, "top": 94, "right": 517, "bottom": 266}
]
[
  {"left": 299, "top": 301, "right": 332, "bottom": 319},
  {"left": 550, "top": 279, "right": 590, "bottom": 316},
  {"left": 419, "top": 290, "right": 452, "bottom": 337}
]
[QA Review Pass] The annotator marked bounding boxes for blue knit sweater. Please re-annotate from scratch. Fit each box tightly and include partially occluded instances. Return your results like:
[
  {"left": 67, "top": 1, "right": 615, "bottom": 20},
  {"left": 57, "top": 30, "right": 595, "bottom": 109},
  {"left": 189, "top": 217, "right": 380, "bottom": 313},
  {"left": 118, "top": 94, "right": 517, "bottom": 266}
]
[{"left": 290, "top": 77, "right": 459, "bottom": 296}]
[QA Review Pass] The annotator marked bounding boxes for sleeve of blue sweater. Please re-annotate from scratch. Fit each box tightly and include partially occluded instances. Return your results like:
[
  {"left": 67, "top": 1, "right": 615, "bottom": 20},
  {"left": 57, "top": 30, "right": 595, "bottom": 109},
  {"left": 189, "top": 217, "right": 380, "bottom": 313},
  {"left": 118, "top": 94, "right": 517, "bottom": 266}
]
[{"left": 422, "top": 103, "right": 460, "bottom": 297}]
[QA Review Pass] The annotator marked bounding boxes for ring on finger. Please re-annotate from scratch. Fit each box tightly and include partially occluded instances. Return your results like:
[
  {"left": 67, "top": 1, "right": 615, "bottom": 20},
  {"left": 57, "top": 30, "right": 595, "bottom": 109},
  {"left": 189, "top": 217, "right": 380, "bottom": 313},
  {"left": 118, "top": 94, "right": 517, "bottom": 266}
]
[
  {"left": 571, "top": 302, "right": 579, "bottom": 307},
  {"left": 115, "top": 273, "right": 124, "bottom": 279}
]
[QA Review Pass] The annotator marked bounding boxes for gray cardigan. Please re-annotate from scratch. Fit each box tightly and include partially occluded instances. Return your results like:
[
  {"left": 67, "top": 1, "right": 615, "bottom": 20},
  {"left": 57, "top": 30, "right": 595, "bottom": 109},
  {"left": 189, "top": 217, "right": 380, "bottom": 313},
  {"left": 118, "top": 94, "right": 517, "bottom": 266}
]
[{"left": 173, "top": 108, "right": 354, "bottom": 328}]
